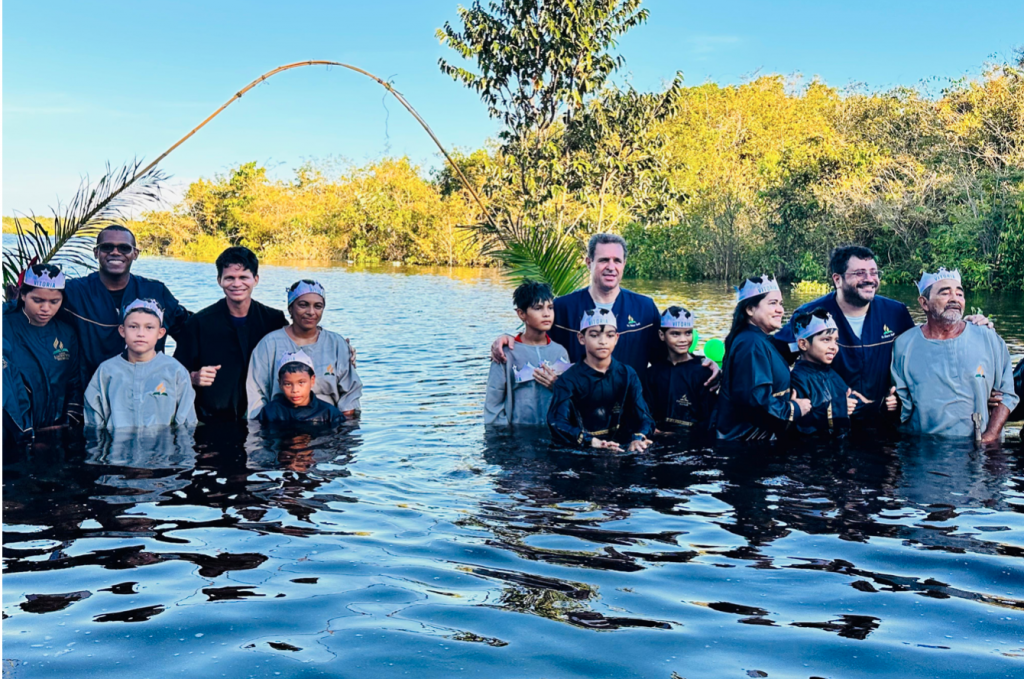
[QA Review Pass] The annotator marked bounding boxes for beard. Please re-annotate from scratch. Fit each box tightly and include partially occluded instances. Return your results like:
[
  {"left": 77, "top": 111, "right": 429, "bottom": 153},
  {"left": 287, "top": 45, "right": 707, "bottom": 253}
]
[
  {"left": 839, "top": 279, "right": 876, "bottom": 307},
  {"left": 937, "top": 306, "right": 963, "bottom": 323}
]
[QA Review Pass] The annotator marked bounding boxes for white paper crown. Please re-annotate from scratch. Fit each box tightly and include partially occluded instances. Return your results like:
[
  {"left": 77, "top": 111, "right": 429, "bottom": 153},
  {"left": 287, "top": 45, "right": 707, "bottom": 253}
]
[
  {"left": 660, "top": 306, "right": 695, "bottom": 329},
  {"left": 122, "top": 298, "right": 164, "bottom": 324},
  {"left": 917, "top": 267, "right": 961, "bottom": 295},
  {"left": 735, "top": 275, "right": 780, "bottom": 302},
  {"left": 796, "top": 311, "right": 838, "bottom": 341},
  {"left": 579, "top": 307, "right": 617, "bottom": 331},
  {"left": 276, "top": 350, "right": 316, "bottom": 375},
  {"left": 287, "top": 280, "right": 326, "bottom": 306},
  {"left": 24, "top": 264, "right": 65, "bottom": 290}
]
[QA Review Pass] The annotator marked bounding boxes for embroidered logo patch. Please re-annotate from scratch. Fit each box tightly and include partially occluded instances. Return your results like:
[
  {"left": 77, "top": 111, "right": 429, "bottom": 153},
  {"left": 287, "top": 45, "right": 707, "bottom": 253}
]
[
  {"left": 881, "top": 324, "right": 895, "bottom": 340},
  {"left": 52, "top": 338, "right": 70, "bottom": 361},
  {"left": 324, "top": 364, "right": 335, "bottom": 376},
  {"left": 676, "top": 394, "right": 692, "bottom": 407},
  {"left": 150, "top": 382, "right": 169, "bottom": 397},
  {"left": 626, "top": 315, "right": 640, "bottom": 328}
]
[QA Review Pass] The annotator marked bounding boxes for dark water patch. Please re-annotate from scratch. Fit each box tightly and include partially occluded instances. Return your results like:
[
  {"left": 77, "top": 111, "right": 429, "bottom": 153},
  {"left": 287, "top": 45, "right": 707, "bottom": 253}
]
[
  {"left": 19, "top": 591, "right": 91, "bottom": 614},
  {"left": 3, "top": 262, "right": 1023, "bottom": 678}
]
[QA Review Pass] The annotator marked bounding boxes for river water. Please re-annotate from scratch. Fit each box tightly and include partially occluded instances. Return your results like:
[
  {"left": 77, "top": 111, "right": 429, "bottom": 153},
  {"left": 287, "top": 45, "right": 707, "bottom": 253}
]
[{"left": 3, "top": 257, "right": 1023, "bottom": 678}]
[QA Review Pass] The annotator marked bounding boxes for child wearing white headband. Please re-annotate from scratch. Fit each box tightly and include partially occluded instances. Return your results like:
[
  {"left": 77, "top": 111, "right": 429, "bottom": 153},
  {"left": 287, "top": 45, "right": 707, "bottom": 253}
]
[
  {"left": 84, "top": 298, "right": 197, "bottom": 429},
  {"left": 789, "top": 308, "right": 896, "bottom": 436}
]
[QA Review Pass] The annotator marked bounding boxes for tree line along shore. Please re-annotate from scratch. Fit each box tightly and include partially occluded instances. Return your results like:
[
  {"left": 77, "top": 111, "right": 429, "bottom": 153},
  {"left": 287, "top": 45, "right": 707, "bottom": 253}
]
[{"left": 6, "top": 60, "right": 1023, "bottom": 289}]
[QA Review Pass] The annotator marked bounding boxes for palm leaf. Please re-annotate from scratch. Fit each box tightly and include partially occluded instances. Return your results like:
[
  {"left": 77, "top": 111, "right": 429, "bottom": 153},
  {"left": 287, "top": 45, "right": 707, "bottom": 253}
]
[
  {"left": 3, "top": 160, "right": 166, "bottom": 299},
  {"left": 470, "top": 219, "right": 588, "bottom": 297}
]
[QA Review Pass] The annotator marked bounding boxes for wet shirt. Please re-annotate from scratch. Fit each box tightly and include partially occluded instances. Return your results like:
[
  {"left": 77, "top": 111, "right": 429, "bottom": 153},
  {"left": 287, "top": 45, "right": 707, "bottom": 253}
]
[
  {"left": 790, "top": 360, "right": 852, "bottom": 436},
  {"left": 549, "top": 287, "right": 662, "bottom": 377},
  {"left": 246, "top": 327, "right": 363, "bottom": 419},
  {"left": 84, "top": 352, "right": 198, "bottom": 429},
  {"left": 258, "top": 393, "right": 347, "bottom": 427},
  {"left": 643, "top": 356, "right": 716, "bottom": 434},
  {"left": 64, "top": 272, "right": 191, "bottom": 386},
  {"left": 774, "top": 293, "right": 914, "bottom": 410},
  {"left": 3, "top": 338, "right": 34, "bottom": 441},
  {"left": 485, "top": 336, "right": 570, "bottom": 426},
  {"left": 716, "top": 325, "right": 799, "bottom": 441},
  {"left": 2, "top": 310, "right": 82, "bottom": 429},
  {"left": 173, "top": 298, "right": 288, "bottom": 423},
  {"left": 891, "top": 324, "right": 1019, "bottom": 437},
  {"left": 547, "top": 358, "right": 655, "bottom": 448}
]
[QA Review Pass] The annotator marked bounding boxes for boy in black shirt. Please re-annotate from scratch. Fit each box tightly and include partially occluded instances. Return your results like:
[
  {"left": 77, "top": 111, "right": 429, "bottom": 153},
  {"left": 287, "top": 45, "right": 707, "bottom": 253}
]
[
  {"left": 644, "top": 306, "right": 717, "bottom": 435},
  {"left": 790, "top": 309, "right": 894, "bottom": 436},
  {"left": 548, "top": 308, "right": 655, "bottom": 451},
  {"left": 258, "top": 351, "right": 346, "bottom": 427}
]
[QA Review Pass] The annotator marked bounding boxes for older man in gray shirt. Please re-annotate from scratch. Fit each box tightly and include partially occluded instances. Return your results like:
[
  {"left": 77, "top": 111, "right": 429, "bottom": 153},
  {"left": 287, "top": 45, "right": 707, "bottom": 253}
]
[{"left": 891, "top": 268, "right": 1018, "bottom": 442}]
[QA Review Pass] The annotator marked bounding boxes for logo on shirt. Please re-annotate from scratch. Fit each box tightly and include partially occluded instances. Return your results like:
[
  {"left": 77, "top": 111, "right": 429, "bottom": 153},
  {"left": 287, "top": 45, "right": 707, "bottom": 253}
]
[
  {"left": 2, "top": 357, "right": 7, "bottom": 370},
  {"left": 150, "top": 382, "right": 169, "bottom": 397},
  {"left": 676, "top": 394, "right": 692, "bottom": 407},
  {"left": 324, "top": 364, "right": 335, "bottom": 376},
  {"left": 880, "top": 324, "right": 895, "bottom": 340},
  {"left": 52, "top": 338, "right": 70, "bottom": 361},
  {"left": 627, "top": 315, "right": 640, "bottom": 328}
]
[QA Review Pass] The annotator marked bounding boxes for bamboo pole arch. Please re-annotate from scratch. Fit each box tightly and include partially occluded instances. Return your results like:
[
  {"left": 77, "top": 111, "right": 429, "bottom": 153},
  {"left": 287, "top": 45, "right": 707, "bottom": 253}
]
[{"left": 132, "top": 60, "right": 496, "bottom": 229}]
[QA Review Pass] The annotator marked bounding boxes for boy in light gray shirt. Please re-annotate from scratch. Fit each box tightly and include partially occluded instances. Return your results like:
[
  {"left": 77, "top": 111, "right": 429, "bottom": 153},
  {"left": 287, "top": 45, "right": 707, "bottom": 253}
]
[
  {"left": 85, "top": 299, "right": 197, "bottom": 429},
  {"left": 485, "top": 281, "right": 571, "bottom": 426}
]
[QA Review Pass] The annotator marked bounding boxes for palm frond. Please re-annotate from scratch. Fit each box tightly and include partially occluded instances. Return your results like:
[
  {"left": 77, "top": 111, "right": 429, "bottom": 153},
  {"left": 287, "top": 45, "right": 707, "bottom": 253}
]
[
  {"left": 470, "top": 219, "right": 588, "bottom": 297},
  {"left": 3, "top": 160, "right": 166, "bottom": 298}
]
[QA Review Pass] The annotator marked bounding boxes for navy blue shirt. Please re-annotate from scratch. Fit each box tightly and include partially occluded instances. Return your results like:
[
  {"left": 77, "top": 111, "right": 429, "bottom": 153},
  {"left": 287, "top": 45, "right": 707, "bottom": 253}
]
[
  {"left": 2, "top": 310, "right": 83, "bottom": 430},
  {"left": 549, "top": 287, "right": 662, "bottom": 377},
  {"left": 63, "top": 272, "right": 191, "bottom": 386},
  {"left": 789, "top": 360, "right": 852, "bottom": 437},
  {"left": 258, "top": 393, "right": 346, "bottom": 427},
  {"left": 547, "top": 358, "right": 655, "bottom": 448},
  {"left": 774, "top": 292, "right": 914, "bottom": 410},
  {"left": 716, "top": 325, "right": 799, "bottom": 441},
  {"left": 643, "top": 356, "right": 717, "bottom": 434}
]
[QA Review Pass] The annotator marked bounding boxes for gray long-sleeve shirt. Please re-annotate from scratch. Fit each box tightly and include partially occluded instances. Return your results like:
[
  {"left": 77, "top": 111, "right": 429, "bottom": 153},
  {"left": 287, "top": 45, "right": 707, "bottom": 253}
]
[
  {"left": 484, "top": 338, "right": 570, "bottom": 426},
  {"left": 891, "top": 323, "right": 1019, "bottom": 437},
  {"left": 246, "top": 327, "right": 362, "bottom": 419},
  {"left": 84, "top": 353, "right": 198, "bottom": 430}
]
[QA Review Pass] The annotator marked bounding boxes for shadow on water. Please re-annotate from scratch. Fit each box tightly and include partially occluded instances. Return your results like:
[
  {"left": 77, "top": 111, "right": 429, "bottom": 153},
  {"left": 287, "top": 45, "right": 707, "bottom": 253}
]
[{"left": 6, "top": 424, "right": 1022, "bottom": 678}]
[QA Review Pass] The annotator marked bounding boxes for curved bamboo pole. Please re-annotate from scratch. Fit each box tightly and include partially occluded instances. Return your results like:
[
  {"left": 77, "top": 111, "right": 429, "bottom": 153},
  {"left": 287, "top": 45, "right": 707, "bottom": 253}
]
[{"left": 132, "top": 60, "right": 495, "bottom": 229}]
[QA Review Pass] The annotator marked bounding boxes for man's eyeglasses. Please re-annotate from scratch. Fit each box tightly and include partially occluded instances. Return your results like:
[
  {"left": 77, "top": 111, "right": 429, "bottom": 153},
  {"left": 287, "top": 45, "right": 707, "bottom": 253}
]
[
  {"left": 96, "top": 243, "right": 135, "bottom": 255},
  {"left": 842, "top": 269, "right": 882, "bottom": 280}
]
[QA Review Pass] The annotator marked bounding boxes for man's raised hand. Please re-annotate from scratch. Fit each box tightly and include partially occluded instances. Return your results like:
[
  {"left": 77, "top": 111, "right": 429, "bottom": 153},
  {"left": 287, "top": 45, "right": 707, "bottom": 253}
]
[
  {"left": 885, "top": 386, "right": 898, "bottom": 412},
  {"left": 191, "top": 365, "right": 221, "bottom": 387},
  {"left": 490, "top": 335, "right": 516, "bottom": 364}
]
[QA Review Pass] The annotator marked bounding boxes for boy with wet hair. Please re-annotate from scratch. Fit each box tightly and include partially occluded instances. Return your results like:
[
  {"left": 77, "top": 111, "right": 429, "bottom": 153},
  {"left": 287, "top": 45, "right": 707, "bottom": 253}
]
[
  {"left": 547, "top": 308, "right": 655, "bottom": 451},
  {"left": 258, "top": 351, "right": 346, "bottom": 426},
  {"left": 85, "top": 298, "right": 197, "bottom": 429},
  {"left": 485, "top": 280, "right": 571, "bottom": 426},
  {"left": 789, "top": 309, "right": 895, "bottom": 436},
  {"left": 644, "top": 306, "right": 717, "bottom": 435}
]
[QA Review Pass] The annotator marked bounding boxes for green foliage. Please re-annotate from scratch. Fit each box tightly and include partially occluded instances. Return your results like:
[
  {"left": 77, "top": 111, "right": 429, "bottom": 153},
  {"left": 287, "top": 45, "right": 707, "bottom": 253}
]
[
  {"left": 130, "top": 158, "right": 486, "bottom": 266},
  {"left": 3, "top": 160, "right": 165, "bottom": 299}
]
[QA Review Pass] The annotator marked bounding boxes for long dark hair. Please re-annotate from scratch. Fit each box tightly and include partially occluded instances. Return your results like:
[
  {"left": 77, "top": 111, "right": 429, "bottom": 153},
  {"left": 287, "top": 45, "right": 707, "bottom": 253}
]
[{"left": 724, "top": 293, "right": 768, "bottom": 356}]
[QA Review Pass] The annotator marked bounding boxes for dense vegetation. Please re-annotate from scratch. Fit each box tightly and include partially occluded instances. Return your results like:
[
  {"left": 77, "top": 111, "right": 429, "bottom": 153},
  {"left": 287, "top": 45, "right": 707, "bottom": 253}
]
[
  {"left": 120, "top": 55, "right": 1024, "bottom": 289},
  {"left": 13, "top": 0, "right": 1019, "bottom": 290}
]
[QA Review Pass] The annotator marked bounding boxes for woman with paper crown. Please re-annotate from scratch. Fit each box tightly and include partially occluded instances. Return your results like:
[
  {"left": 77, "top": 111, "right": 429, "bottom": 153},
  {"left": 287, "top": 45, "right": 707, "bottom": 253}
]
[
  {"left": 245, "top": 279, "right": 363, "bottom": 419},
  {"left": 2, "top": 264, "right": 83, "bottom": 440},
  {"left": 716, "top": 275, "right": 811, "bottom": 440}
]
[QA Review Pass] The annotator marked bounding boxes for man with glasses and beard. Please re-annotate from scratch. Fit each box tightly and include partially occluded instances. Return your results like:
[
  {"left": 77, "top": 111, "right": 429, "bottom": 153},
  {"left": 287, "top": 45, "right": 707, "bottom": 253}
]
[
  {"left": 891, "top": 268, "right": 1017, "bottom": 441},
  {"left": 64, "top": 225, "right": 191, "bottom": 385},
  {"left": 775, "top": 246, "right": 914, "bottom": 421}
]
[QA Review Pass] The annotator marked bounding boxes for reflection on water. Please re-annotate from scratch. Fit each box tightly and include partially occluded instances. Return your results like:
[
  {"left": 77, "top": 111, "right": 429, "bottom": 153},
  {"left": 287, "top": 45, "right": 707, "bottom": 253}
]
[{"left": 3, "top": 258, "right": 1023, "bottom": 678}]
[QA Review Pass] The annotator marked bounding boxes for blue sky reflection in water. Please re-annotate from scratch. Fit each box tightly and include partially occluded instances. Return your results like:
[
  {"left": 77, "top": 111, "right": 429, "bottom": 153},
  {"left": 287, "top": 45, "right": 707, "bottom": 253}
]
[{"left": 3, "top": 258, "right": 1024, "bottom": 678}]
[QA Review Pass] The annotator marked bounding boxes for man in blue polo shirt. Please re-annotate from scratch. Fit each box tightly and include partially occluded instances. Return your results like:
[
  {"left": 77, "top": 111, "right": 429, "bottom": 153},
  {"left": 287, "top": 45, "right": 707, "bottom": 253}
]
[
  {"left": 490, "top": 233, "right": 718, "bottom": 386},
  {"left": 63, "top": 225, "right": 191, "bottom": 386},
  {"left": 775, "top": 245, "right": 994, "bottom": 422}
]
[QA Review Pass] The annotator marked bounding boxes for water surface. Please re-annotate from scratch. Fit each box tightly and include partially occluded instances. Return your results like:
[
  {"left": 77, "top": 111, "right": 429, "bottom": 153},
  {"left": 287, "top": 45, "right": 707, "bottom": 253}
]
[{"left": 3, "top": 258, "right": 1022, "bottom": 678}]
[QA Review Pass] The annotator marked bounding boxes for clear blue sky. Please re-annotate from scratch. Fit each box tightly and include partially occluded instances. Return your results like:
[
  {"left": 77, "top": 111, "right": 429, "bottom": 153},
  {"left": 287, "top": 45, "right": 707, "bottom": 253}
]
[{"left": 3, "top": 0, "right": 1022, "bottom": 215}]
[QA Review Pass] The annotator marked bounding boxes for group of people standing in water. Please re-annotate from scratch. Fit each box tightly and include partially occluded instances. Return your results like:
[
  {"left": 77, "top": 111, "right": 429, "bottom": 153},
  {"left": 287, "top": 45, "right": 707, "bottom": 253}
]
[{"left": 3, "top": 227, "right": 1021, "bottom": 447}]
